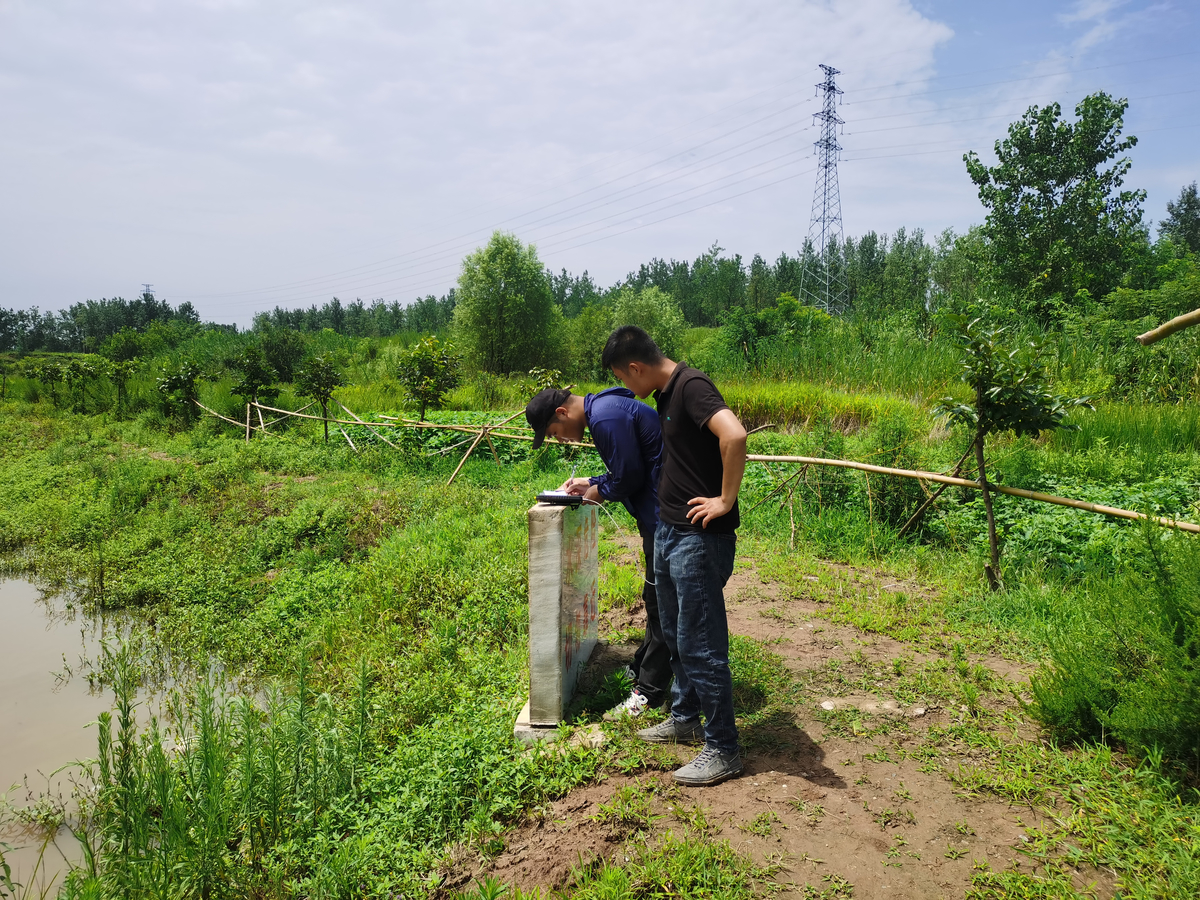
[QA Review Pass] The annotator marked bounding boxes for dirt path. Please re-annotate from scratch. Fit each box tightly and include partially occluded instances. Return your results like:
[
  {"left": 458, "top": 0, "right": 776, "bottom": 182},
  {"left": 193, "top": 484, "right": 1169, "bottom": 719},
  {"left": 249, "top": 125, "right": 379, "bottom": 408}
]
[{"left": 448, "top": 547, "right": 1112, "bottom": 899}]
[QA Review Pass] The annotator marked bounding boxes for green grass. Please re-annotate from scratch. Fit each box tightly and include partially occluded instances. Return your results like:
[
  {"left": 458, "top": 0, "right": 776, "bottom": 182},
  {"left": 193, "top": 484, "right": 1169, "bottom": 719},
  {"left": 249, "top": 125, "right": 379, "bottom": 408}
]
[{"left": 1052, "top": 401, "right": 1200, "bottom": 456}]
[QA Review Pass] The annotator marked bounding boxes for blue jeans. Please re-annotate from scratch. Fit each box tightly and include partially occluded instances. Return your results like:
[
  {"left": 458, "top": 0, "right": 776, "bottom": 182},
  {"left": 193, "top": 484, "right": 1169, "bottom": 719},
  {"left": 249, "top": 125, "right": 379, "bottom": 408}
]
[{"left": 654, "top": 522, "right": 738, "bottom": 754}]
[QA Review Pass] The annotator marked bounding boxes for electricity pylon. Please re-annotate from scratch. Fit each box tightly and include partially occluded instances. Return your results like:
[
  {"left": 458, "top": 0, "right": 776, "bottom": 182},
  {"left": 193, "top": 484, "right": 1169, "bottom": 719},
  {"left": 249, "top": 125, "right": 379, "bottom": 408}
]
[{"left": 800, "top": 64, "right": 849, "bottom": 315}]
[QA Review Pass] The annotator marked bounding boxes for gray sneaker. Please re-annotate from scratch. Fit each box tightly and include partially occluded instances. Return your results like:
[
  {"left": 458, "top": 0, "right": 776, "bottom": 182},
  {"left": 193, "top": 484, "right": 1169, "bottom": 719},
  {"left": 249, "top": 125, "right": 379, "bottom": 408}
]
[
  {"left": 635, "top": 717, "right": 705, "bottom": 744},
  {"left": 673, "top": 745, "right": 744, "bottom": 786}
]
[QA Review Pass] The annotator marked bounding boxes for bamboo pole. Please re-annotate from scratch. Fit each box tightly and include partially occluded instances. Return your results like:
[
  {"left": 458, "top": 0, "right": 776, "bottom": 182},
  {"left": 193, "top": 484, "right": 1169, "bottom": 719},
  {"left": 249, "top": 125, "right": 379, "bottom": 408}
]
[
  {"left": 339, "top": 426, "right": 358, "bottom": 452},
  {"left": 447, "top": 429, "right": 487, "bottom": 485},
  {"left": 262, "top": 401, "right": 313, "bottom": 427},
  {"left": 196, "top": 401, "right": 1200, "bottom": 534},
  {"left": 746, "top": 422, "right": 778, "bottom": 436},
  {"left": 257, "top": 404, "right": 269, "bottom": 434},
  {"left": 897, "top": 446, "right": 974, "bottom": 538},
  {"left": 746, "top": 453, "right": 1200, "bottom": 535},
  {"left": 247, "top": 401, "right": 596, "bottom": 447},
  {"left": 194, "top": 400, "right": 247, "bottom": 428},
  {"left": 336, "top": 401, "right": 400, "bottom": 450},
  {"left": 1136, "top": 307, "right": 1200, "bottom": 346}
]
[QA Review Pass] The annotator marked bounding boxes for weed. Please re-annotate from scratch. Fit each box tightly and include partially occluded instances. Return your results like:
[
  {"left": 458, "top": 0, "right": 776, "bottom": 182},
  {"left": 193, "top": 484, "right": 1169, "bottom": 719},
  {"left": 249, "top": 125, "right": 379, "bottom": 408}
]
[
  {"left": 789, "top": 798, "right": 826, "bottom": 827},
  {"left": 738, "top": 810, "right": 781, "bottom": 837},
  {"left": 668, "top": 800, "right": 713, "bottom": 834},
  {"left": 800, "top": 873, "right": 855, "bottom": 900},
  {"left": 873, "top": 807, "right": 916, "bottom": 830},
  {"left": 592, "top": 783, "right": 660, "bottom": 835},
  {"left": 561, "top": 831, "right": 774, "bottom": 899}
]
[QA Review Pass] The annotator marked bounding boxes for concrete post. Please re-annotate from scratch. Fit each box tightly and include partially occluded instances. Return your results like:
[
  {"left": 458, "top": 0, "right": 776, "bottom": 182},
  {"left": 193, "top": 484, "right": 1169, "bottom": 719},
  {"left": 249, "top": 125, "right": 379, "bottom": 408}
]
[{"left": 514, "top": 502, "right": 599, "bottom": 741}]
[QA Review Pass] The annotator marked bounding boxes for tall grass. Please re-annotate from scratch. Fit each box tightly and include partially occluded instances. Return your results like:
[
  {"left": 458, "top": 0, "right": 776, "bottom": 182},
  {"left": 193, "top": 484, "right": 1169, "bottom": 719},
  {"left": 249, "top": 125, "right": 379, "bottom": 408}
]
[
  {"left": 721, "top": 380, "right": 925, "bottom": 431},
  {"left": 1052, "top": 402, "right": 1200, "bottom": 456},
  {"left": 688, "top": 323, "right": 961, "bottom": 401}
]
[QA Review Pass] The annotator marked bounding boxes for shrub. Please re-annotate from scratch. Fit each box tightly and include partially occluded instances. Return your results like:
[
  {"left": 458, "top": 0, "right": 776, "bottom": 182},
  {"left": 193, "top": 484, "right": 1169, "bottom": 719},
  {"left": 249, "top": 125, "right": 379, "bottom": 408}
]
[
  {"left": 1031, "top": 526, "right": 1200, "bottom": 769},
  {"left": 156, "top": 360, "right": 202, "bottom": 424},
  {"left": 394, "top": 336, "right": 461, "bottom": 420}
]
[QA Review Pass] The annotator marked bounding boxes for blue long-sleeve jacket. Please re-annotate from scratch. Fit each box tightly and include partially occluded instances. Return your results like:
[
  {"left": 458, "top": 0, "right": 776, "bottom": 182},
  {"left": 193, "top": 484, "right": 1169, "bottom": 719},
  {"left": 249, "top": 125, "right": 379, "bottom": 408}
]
[{"left": 584, "top": 387, "right": 662, "bottom": 529}]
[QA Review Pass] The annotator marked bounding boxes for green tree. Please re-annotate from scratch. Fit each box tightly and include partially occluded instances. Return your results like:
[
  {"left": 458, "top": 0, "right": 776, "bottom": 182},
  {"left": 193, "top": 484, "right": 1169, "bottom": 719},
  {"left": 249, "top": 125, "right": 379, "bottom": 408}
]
[
  {"left": 394, "top": 336, "right": 461, "bottom": 420},
  {"left": 964, "top": 92, "right": 1146, "bottom": 323},
  {"left": 930, "top": 227, "right": 988, "bottom": 317},
  {"left": 28, "top": 360, "right": 63, "bottom": 406},
  {"left": 453, "top": 232, "right": 557, "bottom": 374},
  {"left": 100, "top": 326, "right": 146, "bottom": 362},
  {"left": 1159, "top": 182, "right": 1200, "bottom": 254},
  {"left": 564, "top": 304, "right": 613, "bottom": 381},
  {"left": 63, "top": 357, "right": 104, "bottom": 412},
  {"left": 935, "top": 316, "right": 1091, "bottom": 588},
  {"left": 720, "top": 293, "right": 830, "bottom": 368},
  {"left": 231, "top": 344, "right": 279, "bottom": 407},
  {"left": 260, "top": 328, "right": 308, "bottom": 382},
  {"left": 106, "top": 359, "right": 140, "bottom": 416},
  {"left": 295, "top": 354, "right": 345, "bottom": 442},
  {"left": 610, "top": 286, "right": 686, "bottom": 359},
  {"left": 157, "top": 361, "right": 201, "bottom": 424}
]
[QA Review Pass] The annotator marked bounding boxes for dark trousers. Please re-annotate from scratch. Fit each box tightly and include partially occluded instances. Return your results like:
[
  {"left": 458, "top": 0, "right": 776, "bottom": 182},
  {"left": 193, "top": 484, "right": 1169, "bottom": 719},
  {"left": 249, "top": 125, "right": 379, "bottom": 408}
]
[
  {"left": 653, "top": 522, "right": 739, "bottom": 754},
  {"left": 631, "top": 521, "right": 672, "bottom": 707}
]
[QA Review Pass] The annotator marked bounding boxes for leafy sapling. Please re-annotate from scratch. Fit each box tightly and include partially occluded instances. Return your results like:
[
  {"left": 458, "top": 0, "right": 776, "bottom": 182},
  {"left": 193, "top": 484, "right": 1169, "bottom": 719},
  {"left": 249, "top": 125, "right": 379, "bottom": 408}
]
[
  {"left": 296, "top": 354, "right": 345, "bottom": 443},
  {"left": 395, "top": 336, "right": 461, "bottom": 421},
  {"left": 935, "top": 315, "right": 1091, "bottom": 588}
]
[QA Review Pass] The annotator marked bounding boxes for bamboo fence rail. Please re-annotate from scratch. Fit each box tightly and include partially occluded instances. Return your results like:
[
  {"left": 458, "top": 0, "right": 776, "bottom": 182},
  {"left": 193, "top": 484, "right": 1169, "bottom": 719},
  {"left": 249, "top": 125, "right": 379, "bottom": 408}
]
[{"left": 194, "top": 399, "right": 1200, "bottom": 533}]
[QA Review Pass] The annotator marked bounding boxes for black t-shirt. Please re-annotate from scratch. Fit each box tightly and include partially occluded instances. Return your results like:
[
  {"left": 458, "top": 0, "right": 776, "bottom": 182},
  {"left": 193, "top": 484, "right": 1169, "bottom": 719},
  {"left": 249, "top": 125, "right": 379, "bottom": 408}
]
[{"left": 655, "top": 364, "right": 740, "bottom": 533}]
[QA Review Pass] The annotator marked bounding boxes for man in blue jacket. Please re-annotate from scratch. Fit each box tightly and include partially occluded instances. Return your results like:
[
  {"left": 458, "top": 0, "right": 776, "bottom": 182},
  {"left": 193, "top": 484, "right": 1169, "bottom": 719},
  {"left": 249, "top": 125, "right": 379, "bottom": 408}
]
[{"left": 526, "top": 386, "right": 670, "bottom": 720}]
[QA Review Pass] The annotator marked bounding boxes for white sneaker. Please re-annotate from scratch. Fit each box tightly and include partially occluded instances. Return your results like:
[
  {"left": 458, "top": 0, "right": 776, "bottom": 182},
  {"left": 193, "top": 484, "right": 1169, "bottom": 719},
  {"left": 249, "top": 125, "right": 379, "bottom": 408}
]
[{"left": 603, "top": 688, "right": 651, "bottom": 722}]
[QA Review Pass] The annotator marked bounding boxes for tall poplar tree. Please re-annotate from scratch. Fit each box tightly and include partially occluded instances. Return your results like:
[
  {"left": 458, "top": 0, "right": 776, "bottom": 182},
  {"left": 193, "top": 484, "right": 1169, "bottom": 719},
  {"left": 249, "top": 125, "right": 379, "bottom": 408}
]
[
  {"left": 453, "top": 232, "right": 557, "bottom": 374},
  {"left": 964, "top": 92, "right": 1146, "bottom": 323}
]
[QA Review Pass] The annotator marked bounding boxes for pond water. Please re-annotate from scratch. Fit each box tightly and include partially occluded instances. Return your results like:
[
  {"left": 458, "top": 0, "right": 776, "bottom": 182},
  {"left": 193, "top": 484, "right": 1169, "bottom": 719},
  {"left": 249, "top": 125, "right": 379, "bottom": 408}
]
[{"left": 0, "top": 578, "right": 115, "bottom": 896}]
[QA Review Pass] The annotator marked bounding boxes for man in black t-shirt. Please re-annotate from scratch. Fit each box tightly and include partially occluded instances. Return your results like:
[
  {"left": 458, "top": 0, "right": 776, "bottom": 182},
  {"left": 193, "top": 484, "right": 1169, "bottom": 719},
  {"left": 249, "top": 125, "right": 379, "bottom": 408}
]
[{"left": 601, "top": 325, "right": 748, "bottom": 787}]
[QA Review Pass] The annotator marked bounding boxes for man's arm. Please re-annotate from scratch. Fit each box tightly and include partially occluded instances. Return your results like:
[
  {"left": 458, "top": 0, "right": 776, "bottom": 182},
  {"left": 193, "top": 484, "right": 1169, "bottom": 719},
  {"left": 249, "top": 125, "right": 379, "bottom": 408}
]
[
  {"left": 562, "top": 412, "right": 644, "bottom": 503},
  {"left": 685, "top": 408, "right": 747, "bottom": 528}
]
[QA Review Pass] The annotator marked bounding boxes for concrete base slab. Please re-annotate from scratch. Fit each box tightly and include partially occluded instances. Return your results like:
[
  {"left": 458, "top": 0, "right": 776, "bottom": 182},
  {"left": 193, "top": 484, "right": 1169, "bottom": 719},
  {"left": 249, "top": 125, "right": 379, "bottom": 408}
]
[
  {"left": 513, "top": 700, "right": 560, "bottom": 744},
  {"left": 512, "top": 702, "right": 608, "bottom": 748}
]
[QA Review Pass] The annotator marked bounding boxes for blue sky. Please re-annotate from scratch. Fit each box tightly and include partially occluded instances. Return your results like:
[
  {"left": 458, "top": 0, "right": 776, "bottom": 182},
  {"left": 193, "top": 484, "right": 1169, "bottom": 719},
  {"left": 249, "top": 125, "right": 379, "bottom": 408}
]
[{"left": 0, "top": 0, "right": 1196, "bottom": 325}]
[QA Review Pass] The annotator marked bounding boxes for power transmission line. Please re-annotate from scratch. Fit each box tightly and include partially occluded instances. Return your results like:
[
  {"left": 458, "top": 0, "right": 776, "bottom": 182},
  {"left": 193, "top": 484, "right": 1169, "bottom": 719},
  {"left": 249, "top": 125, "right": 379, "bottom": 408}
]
[
  {"left": 195, "top": 51, "right": 1200, "bottom": 312},
  {"left": 800, "top": 64, "right": 849, "bottom": 316}
]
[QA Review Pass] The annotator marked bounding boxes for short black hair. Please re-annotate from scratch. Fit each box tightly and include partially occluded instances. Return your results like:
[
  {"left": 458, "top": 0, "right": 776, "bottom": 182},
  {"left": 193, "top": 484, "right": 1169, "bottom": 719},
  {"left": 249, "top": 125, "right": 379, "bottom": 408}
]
[
  {"left": 601, "top": 325, "right": 664, "bottom": 372},
  {"left": 525, "top": 387, "right": 573, "bottom": 450}
]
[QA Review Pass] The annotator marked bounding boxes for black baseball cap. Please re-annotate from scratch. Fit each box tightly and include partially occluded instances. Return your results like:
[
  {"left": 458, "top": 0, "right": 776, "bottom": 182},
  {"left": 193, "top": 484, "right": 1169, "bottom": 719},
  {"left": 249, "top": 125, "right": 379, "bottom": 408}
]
[{"left": 526, "top": 388, "right": 571, "bottom": 450}]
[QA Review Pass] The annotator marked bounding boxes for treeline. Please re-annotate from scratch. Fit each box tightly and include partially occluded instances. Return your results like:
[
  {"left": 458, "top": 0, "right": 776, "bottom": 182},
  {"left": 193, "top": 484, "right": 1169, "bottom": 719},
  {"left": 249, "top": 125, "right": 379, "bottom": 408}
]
[
  {"left": 250, "top": 292, "right": 457, "bottom": 337},
  {"left": 0, "top": 293, "right": 210, "bottom": 354}
]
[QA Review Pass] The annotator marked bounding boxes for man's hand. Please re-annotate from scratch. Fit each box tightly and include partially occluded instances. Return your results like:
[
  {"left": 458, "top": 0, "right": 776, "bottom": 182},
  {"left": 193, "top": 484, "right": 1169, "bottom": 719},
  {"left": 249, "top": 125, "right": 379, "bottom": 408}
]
[
  {"left": 686, "top": 495, "right": 734, "bottom": 528},
  {"left": 559, "top": 477, "right": 591, "bottom": 494}
]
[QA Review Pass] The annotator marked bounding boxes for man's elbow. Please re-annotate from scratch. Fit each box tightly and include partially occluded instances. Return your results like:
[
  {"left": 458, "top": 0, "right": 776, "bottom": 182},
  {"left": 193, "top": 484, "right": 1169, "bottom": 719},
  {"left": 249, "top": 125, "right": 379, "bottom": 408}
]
[{"left": 721, "top": 430, "right": 748, "bottom": 454}]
